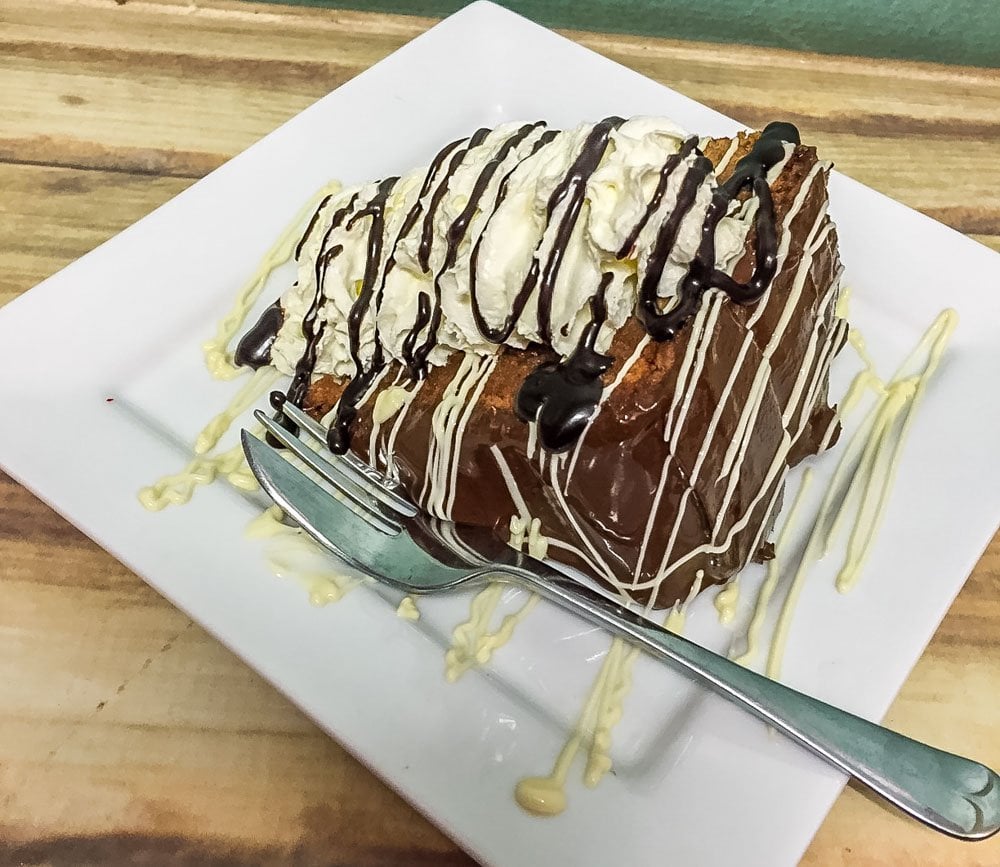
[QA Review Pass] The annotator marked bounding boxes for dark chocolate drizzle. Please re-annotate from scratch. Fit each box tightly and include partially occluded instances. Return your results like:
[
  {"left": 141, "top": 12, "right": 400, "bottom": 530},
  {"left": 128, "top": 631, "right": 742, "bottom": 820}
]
[
  {"left": 233, "top": 190, "right": 344, "bottom": 375},
  {"left": 234, "top": 301, "right": 284, "bottom": 370},
  {"left": 401, "top": 292, "right": 432, "bottom": 363},
  {"left": 465, "top": 128, "right": 559, "bottom": 333},
  {"left": 417, "top": 127, "right": 491, "bottom": 272},
  {"left": 295, "top": 194, "right": 334, "bottom": 259},
  {"left": 378, "top": 136, "right": 466, "bottom": 358},
  {"left": 326, "top": 177, "right": 400, "bottom": 453},
  {"left": 264, "top": 192, "right": 358, "bottom": 445},
  {"left": 283, "top": 193, "right": 361, "bottom": 408},
  {"left": 635, "top": 154, "right": 715, "bottom": 337},
  {"left": 637, "top": 121, "right": 800, "bottom": 340},
  {"left": 469, "top": 117, "right": 624, "bottom": 346},
  {"left": 535, "top": 118, "right": 625, "bottom": 344},
  {"left": 617, "top": 136, "right": 699, "bottom": 259},
  {"left": 515, "top": 273, "right": 615, "bottom": 452},
  {"left": 401, "top": 127, "right": 491, "bottom": 372},
  {"left": 444, "top": 124, "right": 545, "bottom": 270},
  {"left": 516, "top": 121, "right": 798, "bottom": 451},
  {"left": 408, "top": 123, "right": 545, "bottom": 375},
  {"left": 399, "top": 136, "right": 466, "bottom": 242}
]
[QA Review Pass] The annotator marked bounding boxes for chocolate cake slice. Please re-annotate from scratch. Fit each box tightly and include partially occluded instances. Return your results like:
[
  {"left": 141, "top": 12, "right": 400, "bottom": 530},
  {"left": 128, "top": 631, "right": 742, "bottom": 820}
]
[{"left": 236, "top": 117, "right": 846, "bottom": 609}]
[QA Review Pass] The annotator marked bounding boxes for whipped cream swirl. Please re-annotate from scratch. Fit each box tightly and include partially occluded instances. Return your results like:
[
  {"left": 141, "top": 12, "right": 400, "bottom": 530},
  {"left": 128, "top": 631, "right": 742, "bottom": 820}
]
[
  {"left": 270, "top": 117, "right": 751, "bottom": 378},
  {"left": 250, "top": 116, "right": 799, "bottom": 452}
]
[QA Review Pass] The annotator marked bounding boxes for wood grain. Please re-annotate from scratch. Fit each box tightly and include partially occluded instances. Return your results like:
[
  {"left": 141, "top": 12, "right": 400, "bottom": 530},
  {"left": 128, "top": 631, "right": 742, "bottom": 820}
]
[{"left": 0, "top": 2, "right": 998, "bottom": 864}]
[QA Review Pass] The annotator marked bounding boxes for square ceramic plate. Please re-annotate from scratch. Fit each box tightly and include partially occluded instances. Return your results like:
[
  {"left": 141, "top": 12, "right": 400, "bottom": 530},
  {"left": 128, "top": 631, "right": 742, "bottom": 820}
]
[{"left": 2, "top": 3, "right": 999, "bottom": 864}]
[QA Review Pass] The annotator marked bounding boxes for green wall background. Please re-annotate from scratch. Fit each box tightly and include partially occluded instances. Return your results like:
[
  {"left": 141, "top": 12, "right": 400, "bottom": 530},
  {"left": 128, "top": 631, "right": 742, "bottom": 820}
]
[{"left": 255, "top": 0, "right": 1000, "bottom": 67}]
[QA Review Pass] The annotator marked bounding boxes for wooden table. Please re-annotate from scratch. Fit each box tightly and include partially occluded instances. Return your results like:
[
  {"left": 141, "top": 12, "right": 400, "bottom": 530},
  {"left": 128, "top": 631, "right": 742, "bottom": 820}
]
[{"left": 2, "top": 2, "right": 999, "bottom": 863}]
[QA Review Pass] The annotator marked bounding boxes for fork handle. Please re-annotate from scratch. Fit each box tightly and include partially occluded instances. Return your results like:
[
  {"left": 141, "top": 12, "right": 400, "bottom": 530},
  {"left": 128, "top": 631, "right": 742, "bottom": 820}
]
[{"left": 499, "top": 556, "right": 1000, "bottom": 840}]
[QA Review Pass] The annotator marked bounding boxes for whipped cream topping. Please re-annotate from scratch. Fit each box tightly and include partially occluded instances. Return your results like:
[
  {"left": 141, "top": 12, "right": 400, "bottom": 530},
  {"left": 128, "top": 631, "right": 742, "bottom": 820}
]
[{"left": 269, "top": 117, "right": 752, "bottom": 379}]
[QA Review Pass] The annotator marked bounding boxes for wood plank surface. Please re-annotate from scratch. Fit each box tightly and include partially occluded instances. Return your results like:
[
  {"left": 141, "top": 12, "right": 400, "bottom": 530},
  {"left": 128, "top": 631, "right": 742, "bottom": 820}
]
[{"left": 1, "top": 2, "right": 998, "bottom": 864}]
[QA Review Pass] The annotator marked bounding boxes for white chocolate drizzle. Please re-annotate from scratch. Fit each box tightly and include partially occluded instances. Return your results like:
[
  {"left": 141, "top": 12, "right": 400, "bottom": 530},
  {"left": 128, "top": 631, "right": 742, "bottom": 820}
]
[
  {"left": 509, "top": 514, "right": 551, "bottom": 560},
  {"left": 139, "top": 423, "right": 264, "bottom": 511},
  {"left": 764, "top": 309, "right": 956, "bottom": 679},
  {"left": 444, "top": 585, "right": 538, "bottom": 683},
  {"left": 731, "top": 470, "right": 813, "bottom": 664},
  {"left": 195, "top": 366, "right": 280, "bottom": 455},
  {"left": 515, "top": 637, "right": 638, "bottom": 816},
  {"left": 420, "top": 354, "right": 497, "bottom": 520},
  {"left": 627, "top": 189, "right": 844, "bottom": 597},
  {"left": 515, "top": 586, "right": 705, "bottom": 818},
  {"left": 714, "top": 577, "right": 740, "bottom": 625},
  {"left": 382, "top": 378, "right": 425, "bottom": 480},
  {"left": 246, "top": 505, "right": 357, "bottom": 605},
  {"left": 396, "top": 596, "right": 421, "bottom": 621},
  {"left": 141, "top": 291, "right": 955, "bottom": 823},
  {"left": 663, "top": 569, "right": 705, "bottom": 631}
]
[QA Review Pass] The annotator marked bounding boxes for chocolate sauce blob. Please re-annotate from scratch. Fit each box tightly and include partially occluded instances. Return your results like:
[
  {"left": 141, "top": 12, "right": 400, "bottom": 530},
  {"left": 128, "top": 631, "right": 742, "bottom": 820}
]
[
  {"left": 234, "top": 302, "right": 283, "bottom": 370},
  {"left": 515, "top": 273, "right": 615, "bottom": 452}
]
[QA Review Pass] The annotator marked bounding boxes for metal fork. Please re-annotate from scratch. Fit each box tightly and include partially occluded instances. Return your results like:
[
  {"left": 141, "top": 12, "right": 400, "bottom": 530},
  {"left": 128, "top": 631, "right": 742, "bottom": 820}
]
[{"left": 243, "top": 406, "right": 999, "bottom": 840}]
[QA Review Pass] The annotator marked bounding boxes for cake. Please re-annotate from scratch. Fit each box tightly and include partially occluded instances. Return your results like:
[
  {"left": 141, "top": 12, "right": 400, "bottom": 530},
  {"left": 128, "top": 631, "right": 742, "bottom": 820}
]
[{"left": 234, "top": 117, "right": 846, "bottom": 609}]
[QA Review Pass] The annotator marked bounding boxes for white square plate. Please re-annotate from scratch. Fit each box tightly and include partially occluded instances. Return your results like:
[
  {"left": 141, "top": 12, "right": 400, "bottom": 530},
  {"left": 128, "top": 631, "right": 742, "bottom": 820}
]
[{"left": 2, "top": 3, "right": 999, "bottom": 864}]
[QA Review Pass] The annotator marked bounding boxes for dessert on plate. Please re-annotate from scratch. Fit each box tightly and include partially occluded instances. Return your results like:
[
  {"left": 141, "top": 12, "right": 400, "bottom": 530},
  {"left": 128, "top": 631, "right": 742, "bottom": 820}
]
[{"left": 234, "top": 116, "right": 846, "bottom": 609}]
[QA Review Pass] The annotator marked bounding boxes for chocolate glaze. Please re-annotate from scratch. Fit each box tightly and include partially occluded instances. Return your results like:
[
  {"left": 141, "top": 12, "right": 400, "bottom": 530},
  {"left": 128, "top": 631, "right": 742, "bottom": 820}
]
[
  {"left": 238, "top": 123, "right": 843, "bottom": 608},
  {"left": 234, "top": 302, "right": 284, "bottom": 370}
]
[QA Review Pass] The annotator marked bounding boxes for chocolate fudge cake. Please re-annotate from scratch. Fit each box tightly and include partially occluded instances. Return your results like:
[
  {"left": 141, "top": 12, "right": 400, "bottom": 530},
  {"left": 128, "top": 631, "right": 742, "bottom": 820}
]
[{"left": 235, "top": 117, "right": 846, "bottom": 608}]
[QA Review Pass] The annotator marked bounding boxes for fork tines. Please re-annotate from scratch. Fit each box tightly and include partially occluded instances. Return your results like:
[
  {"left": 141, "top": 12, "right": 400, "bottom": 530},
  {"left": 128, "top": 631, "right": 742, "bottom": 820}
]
[
  {"left": 280, "top": 401, "right": 398, "bottom": 489},
  {"left": 252, "top": 404, "right": 416, "bottom": 535}
]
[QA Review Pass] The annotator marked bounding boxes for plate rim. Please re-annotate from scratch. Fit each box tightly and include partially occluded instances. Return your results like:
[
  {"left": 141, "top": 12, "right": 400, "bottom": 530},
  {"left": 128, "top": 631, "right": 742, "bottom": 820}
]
[{"left": 2, "top": 3, "right": 1000, "bottom": 865}]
